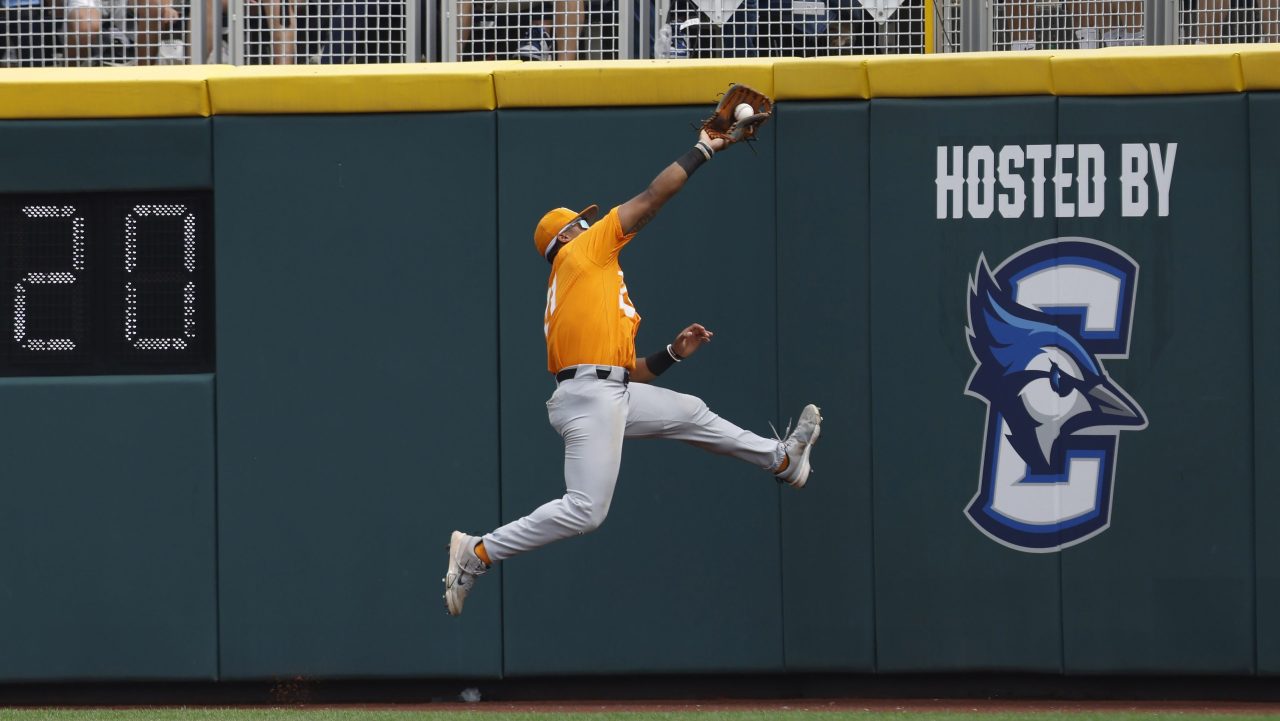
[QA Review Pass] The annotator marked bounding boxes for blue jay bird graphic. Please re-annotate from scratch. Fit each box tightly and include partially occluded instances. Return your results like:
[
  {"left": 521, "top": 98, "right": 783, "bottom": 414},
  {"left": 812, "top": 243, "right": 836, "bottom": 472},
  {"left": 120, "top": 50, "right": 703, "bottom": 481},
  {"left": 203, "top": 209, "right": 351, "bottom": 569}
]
[{"left": 966, "top": 260, "right": 1146, "bottom": 475}]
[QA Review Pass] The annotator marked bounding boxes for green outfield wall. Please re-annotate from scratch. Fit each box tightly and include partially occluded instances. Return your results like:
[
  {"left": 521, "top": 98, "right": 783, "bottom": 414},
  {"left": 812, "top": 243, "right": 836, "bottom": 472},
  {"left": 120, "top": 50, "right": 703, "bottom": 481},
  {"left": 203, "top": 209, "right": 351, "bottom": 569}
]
[{"left": 0, "top": 49, "right": 1276, "bottom": 681}]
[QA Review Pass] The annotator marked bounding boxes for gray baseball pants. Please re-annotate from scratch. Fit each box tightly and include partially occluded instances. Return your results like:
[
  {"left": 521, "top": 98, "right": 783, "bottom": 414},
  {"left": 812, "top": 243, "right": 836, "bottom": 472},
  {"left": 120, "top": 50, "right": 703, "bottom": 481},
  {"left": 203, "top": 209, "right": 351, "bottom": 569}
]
[{"left": 481, "top": 364, "right": 784, "bottom": 562}]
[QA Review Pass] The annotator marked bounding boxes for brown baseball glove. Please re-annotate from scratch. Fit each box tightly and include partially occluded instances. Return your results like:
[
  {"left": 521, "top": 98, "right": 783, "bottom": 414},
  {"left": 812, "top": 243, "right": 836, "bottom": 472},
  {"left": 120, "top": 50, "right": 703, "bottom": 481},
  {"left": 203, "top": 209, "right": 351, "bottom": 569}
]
[{"left": 701, "top": 83, "right": 773, "bottom": 144}]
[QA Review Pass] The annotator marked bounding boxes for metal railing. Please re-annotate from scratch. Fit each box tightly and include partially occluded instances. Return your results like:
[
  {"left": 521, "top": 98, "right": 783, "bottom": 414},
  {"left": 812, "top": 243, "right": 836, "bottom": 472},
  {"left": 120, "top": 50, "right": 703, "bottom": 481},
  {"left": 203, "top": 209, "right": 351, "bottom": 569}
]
[
  {"left": 933, "top": 0, "right": 961, "bottom": 51},
  {"left": 1, "top": 0, "right": 193, "bottom": 66},
  {"left": 2, "top": 0, "right": 1279, "bottom": 67},
  {"left": 443, "top": 0, "right": 629, "bottom": 61},
  {"left": 446, "top": 0, "right": 1280, "bottom": 59},
  {"left": 992, "top": 1, "right": 1145, "bottom": 51},
  {"left": 1177, "top": 0, "right": 1280, "bottom": 44},
  {"left": 0, "top": 0, "right": 414, "bottom": 64},
  {"left": 641, "top": 0, "right": 926, "bottom": 58},
  {"left": 224, "top": 0, "right": 416, "bottom": 63}
]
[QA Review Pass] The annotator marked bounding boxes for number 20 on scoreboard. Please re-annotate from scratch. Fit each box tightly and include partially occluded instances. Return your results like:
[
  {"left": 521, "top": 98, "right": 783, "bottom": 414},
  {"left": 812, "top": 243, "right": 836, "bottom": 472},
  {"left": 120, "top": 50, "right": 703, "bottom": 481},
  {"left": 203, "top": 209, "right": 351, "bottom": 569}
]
[{"left": 0, "top": 192, "right": 214, "bottom": 376}]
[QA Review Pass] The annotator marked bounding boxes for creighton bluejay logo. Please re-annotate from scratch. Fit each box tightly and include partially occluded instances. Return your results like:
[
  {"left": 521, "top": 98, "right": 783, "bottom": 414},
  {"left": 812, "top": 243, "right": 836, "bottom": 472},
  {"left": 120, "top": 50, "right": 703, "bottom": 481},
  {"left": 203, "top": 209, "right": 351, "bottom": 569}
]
[{"left": 965, "top": 238, "right": 1147, "bottom": 552}]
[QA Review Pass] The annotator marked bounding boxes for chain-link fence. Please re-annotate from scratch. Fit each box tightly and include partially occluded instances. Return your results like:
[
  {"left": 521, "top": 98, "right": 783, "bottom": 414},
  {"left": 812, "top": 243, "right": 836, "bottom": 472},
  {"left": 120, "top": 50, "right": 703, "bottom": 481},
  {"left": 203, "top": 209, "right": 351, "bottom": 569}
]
[
  {"left": 444, "top": 0, "right": 625, "bottom": 61},
  {"left": 6, "top": 0, "right": 1280, "bottom": 67},
  {"left": 933, "top": 0, "right": 960, "bottom": 51},
  {"left": 0, "top": 0, "right": 413, "bottom": 65},
  {"left": 226, "top": 0, "right": 416, "bottom": 63},
  {"left": 1, "top": 0, "right": 190, "bottom": 66},
  {"left": 643, "top": 0, "right": 923, "bottom": 58},
  {"left": 441, "top": 0, "right": 924, "bottom": 60},
  {"left": 991, "top": 1, "right": 1144, "bottom": 51},
  {"left": 1178, "top": 0, "right": 1279, "bottom": 44}
]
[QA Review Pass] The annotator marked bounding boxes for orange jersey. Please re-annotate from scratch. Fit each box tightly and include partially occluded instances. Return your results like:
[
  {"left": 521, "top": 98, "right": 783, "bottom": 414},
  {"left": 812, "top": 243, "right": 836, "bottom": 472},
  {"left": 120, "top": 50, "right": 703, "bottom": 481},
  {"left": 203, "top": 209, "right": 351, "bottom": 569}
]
[{"left": 543, "top": 206, "right": 640, "bottom": 373}]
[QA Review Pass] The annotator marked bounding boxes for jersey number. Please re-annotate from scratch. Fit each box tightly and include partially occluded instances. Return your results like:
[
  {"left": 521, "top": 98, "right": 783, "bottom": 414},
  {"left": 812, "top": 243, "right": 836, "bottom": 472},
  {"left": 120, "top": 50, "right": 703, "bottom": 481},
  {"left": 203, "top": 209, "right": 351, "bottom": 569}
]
[{"left": 543, "top": 270, "right": 635, "bottom": 338}]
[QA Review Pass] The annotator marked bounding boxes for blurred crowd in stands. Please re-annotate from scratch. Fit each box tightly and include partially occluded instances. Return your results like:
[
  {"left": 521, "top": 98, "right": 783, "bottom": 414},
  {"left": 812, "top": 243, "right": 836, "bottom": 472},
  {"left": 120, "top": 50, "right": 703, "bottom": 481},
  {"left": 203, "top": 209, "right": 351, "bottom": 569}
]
[{"left": 0, "top": 0, "right": 1275, "bottom": 67}]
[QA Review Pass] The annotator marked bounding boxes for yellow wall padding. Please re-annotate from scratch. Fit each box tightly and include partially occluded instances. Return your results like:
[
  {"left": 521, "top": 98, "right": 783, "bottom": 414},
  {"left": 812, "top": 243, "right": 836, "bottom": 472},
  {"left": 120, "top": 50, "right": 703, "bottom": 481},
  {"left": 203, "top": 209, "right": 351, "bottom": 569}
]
[
  {"left": 492, "top": 59, "right": 775, "bottom": 107},
  {"left": 0, "top": 66, "right": 212, "bottom": 119},
  {"left": 4, "top": 46, "right": 1280, "bottom": 120},
  {"left": 207, "top": 62, "right": 512, "bottom": 114},
  {"left": 1050, "top": 45, "right": 1246, "bottom": 96},
  {"left": 773, "top": 57, "right": 869, "bottom": 100},
  {"left": 1239, "top": 47, "right": 1280, "bottom": 90},
  {"left": 866, "top": 50, "right": 1056, "bottom": 98}
]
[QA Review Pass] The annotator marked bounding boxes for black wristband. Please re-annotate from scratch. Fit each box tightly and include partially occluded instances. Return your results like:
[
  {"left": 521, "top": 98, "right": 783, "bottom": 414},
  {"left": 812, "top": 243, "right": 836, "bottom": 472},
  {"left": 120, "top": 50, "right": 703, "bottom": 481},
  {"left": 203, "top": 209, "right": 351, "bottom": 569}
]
[
  {"left": 676, "top": 144, "right": 711, "bottom": 177},
  {"left": 645, "top": 345, "right": 680, "bottom": 376}
]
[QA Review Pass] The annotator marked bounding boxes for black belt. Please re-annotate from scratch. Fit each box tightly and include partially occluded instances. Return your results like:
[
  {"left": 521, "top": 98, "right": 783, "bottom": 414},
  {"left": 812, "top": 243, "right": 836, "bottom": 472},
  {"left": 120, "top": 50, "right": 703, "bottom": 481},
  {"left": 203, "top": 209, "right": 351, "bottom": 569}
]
[{"left": 556, "top": 367, "right": 630, "bottom": 385}]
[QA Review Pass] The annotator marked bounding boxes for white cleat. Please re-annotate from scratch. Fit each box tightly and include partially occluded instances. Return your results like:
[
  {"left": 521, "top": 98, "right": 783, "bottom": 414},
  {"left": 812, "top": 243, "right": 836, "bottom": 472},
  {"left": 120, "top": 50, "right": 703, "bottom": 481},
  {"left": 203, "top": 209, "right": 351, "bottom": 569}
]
[
  {"left": 443, "top": 530, "right": 488, "bottom": 617},
  {"left": 774, "top": 404, "right": 822, "bottom": 489}
]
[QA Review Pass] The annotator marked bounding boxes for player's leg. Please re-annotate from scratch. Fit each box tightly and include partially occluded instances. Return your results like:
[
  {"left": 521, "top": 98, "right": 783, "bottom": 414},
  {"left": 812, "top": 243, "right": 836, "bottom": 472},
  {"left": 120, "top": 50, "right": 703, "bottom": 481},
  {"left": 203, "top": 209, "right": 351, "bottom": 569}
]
[
  {"left": 444, "top": 374, "right": 628, "bottom": 615},
  {"left": 482, "top": 379, "right": 627, "bottom": 559},
  {"left": 623, "top": 382, "right": 779, "bottom": 468},
  {"left": 623, "top": 382, "right": 821, "bottom": 487},
  {"left": 622, "top": 381, "right": 778, "bottom": 466}
]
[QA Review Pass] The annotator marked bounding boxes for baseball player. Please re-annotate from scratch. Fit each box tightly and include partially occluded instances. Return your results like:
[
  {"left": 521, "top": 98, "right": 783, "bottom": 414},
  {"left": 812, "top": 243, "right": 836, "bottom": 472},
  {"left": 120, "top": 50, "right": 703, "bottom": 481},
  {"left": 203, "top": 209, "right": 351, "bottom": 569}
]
[{"left": 443, "top": 115, "right": 822, "bottom": 617}]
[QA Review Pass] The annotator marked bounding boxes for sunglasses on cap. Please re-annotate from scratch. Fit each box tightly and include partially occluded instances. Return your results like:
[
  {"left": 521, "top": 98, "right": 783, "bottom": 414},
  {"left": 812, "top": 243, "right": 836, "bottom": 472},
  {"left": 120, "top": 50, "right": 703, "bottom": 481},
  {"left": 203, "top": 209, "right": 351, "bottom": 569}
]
[{"left": 558, "top": 218, "right": 590, "bottom": 235}]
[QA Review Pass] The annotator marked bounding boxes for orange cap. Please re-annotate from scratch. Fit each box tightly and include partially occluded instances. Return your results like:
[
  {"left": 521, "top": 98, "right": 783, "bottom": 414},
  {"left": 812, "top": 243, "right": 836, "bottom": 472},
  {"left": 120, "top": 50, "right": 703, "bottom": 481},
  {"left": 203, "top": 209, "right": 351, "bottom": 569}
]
[{"left": 534, "top": 204, "right": 599, "bottom": 260}]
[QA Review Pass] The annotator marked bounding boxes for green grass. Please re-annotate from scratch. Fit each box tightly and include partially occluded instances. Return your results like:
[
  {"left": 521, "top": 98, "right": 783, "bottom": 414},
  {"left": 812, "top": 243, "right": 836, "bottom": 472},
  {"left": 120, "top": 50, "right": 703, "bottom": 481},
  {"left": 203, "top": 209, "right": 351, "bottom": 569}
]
[{"left": 3, "top": 711, "right": 1280, "bottom": 721}]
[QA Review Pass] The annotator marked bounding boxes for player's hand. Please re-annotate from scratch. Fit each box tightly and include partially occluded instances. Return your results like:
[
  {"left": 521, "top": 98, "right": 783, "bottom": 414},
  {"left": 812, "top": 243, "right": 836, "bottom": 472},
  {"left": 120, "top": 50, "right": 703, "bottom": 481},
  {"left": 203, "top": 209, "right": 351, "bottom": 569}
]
[
  {"left": 672, "top": 323, "right": 713, "bottom": 359},
  {"left": 699, "top": 129, "right": 728, "bottom": 154}
]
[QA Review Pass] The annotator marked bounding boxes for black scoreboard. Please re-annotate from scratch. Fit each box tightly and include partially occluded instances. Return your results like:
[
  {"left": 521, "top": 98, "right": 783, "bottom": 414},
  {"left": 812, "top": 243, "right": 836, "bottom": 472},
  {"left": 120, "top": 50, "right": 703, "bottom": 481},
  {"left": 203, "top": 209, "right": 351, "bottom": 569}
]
[{"left": 0, "top": 192, "right": 213, "bottom": 375}]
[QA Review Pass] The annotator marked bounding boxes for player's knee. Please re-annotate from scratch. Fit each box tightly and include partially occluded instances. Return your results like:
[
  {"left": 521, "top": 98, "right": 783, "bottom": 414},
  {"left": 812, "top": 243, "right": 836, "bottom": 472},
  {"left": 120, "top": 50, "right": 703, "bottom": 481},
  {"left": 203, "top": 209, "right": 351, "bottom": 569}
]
[
  {"left": 576, "top": 502, "right": 610, "bottom": 534},
  {"left": 565, "top": 493, "right": 609, "bottom": 534},
  {"left": 675, "top": 392, "right": 713, "bottom": 425},
  {"left": 578, "top": 506, "right": 608, "bottom": 533}
]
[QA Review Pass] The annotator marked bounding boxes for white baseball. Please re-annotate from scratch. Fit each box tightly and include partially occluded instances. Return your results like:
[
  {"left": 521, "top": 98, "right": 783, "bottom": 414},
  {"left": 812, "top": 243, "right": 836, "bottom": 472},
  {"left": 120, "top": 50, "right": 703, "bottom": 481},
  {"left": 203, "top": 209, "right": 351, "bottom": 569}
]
[{"left": 734, "top": 103, "right": 754, "bottom": 121}]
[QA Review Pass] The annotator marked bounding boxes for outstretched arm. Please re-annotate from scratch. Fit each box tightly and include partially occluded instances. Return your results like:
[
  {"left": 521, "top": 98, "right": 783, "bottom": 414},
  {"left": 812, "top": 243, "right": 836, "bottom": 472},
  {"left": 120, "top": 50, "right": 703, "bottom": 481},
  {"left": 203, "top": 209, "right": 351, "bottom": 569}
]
[{"left": 618, "top": 130, "right": 728, "bottom": 235}]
